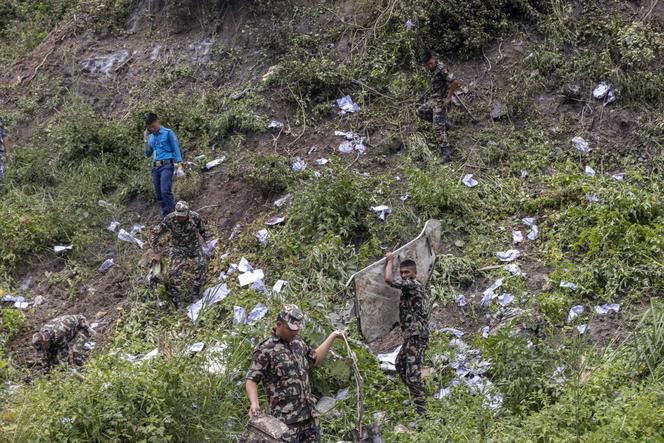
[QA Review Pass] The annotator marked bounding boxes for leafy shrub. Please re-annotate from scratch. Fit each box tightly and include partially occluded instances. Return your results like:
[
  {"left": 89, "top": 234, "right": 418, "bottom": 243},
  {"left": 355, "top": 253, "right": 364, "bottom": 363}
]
[
  {"left": 1, "top": 309, "right": 26, "bottom": 340},
  {"left": 278, "top": 55, "right": 348, "bottom": 105},
  {"left": 209, "top": 102, "right": 267, "bottom": 140},
  {"left": 407, "top": 166, "right": 472, "bottom": 222},
  {"left": 246, "top": 154, "right": 293, "bottom": 197}
]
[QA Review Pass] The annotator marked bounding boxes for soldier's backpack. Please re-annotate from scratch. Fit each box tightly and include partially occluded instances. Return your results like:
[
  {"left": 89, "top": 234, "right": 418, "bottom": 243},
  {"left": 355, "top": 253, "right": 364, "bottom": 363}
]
[{"left": 245, "top": 415, "right": 288, "bottom": 442}]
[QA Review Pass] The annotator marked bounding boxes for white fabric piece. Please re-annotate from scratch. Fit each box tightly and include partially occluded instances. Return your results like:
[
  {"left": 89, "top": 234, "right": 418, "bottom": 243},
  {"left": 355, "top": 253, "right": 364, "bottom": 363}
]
[
  {"left": 377, "top": 346, "right": 401, "bottom": 372},
  {"left": 512, "top": 230, "right": 524, "bottom": 244},
  {"left": 54, "top": 245, "right": 73, "bottom": 253},
  {"left": 496, "top": 249, "right": 520, "bottom": 262},
  {"left": 205, "top": 157, "right": 226, "bottom": 170},
  {"left": 371, "top": 205, "right": 391, "bottom": 221},
  {"left": 571, "top": 136, "right": 590, "bottom": 153},
  {"left": 567, "top": 305, "right": 584, "bottom": 322},
  {"left": 238, "top": 269, "right": 265, "bottom": 287},
  {"left": 462, "top": 174, "right": 478, "bottom": 187},
  {"left": 585, "top": 165, "right": 596, "bottom": 177},
  {"left": 118, "top": 229, "right": 144, "bottom": 248},
  {"left": 560, "top": 281, "right": 577, "bottom": 291}
]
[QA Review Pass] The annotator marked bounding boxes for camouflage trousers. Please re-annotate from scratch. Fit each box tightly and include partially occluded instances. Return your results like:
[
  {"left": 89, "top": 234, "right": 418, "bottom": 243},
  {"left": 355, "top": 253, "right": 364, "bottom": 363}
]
[
  {"left": 168, "top": 252, "right": 208, "bottom": 308},
  {"left": 282, "top": 417, "right": 320, "bottom": 443},
  {"left": 396, "top": 335, "right": 428, "bottom": 414},
  {"left": 416, "top": 101, "right": 449, "bottom": 148},
  {"left": 42, "top": 332, "right": 88, "bottom": 371}
]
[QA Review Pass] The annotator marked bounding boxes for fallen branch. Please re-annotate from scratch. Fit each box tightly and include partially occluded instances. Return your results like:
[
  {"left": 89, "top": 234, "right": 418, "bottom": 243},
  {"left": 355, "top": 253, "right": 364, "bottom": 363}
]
[{"left": 341, "top": 334, "right": 364, "bottom": 441}]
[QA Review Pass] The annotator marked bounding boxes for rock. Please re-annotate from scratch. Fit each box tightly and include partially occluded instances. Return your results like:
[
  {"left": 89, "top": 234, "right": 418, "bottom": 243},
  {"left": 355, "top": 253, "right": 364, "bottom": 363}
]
[{"left": 490, "top": 101, "right": 508, "bottom": 120}]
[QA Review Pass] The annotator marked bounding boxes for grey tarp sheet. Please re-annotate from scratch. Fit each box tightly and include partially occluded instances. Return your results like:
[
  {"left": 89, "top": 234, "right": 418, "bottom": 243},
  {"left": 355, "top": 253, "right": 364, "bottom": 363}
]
[{"left": 346, "top": 220, "right": 442, "bottom": 342}]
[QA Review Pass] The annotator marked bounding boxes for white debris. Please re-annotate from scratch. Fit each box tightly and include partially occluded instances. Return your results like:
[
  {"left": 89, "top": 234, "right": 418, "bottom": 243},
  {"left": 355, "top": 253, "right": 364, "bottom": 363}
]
[
  {"left": 371, "top": 205, "right": 391, "bottom": 221},
  {"left": 457, "top": 294, "right": 467, "bottom": 307},
  {"left": 405, "top": 19, "right": 415, "bottom": 30},
  {"left": 481, "top": 326, "right": 490, "bottom": 338},
  {"left": 84, "top": 342, "right": 96, "bottom": 350},
  {"left": 462, "top": 174, "right": 478, "bottom": 188},
  {"left": 504, "top": 264, "right": 522, "bottom": 276},
  {"left": 233, "top": 306, "right": 247, "bottom": 325},
  {"left": 107, "top": 221, "right": 120, "bottom": 232},
  {"left": 256, "top": 229, "right": 269, "bottom": 246},
  {"left": 54, "top": 245, "right": 73, "bottom": 253},
  {"left": 238, "top": 268, "right": 265, "bottom": 287},
  {"left": 238, "top": 257, "right": 253, "bottom": 273},
  {"left": 440, "top": 328, "right": 465, "bottom": 338},
  {"left": 98, "top": 200, "right": 113, "bottom": 209},
  {"left": 252, "top": 279, "right": 268, "bottom": 295},
  {"left": 268, "top": 120, "right": 284, "bottom": 130},
  {"left": 567, "top": 305, "right": 584, "bottom": 322},
  {"left": 522, "top": 217, "right": 536, "bottom": 227},
  {"left": 1, "top": 295, "right": 28, "bottom": 309},
  {"left": 592, "top": 82, "right": 617, "bottom": 105},
  {"left": 377, "top": 346, "right": 401, "bottom": 372},
  {"left": 315, "top": 158, "right": 330, "bottom": 166},
  {"left": 185, "top": 342, "right": 205, "bottom": 354},
  {"left": 274, "top": 194, "right": 292, "bottom": 208},
  {"left": 336, "top": 95, "right": 360, "bottom": 115},
  {"left": 520, "top": 170, "right": 528, "bottom": 179},
  {"left": 586, "top": 193, "right": 600, "bottom": 203},
  {"left": 129, "top": 224, "right": 145, "bottom": 237},
  {"left": 480, "top": 278, "right": 504, "bottom": 307},
  {"left": 80, "top": 50, "right": 131, "bottom": 76},
  {"left": 512, "top": 230, "right": 524, "bottom": 244},
  {"left": 594, "top": 303, "right": 620, "bottom": 315},
  {"left": 571, "top": 136, "right": 590, "bottom": 153},
  {"left": 202, "top": 238, "right": 219, "bottom": 257},
  {"left": 247, "top": 303, "right": 269, "bottom": 323},
  {"left": 291, "top": 157, "right": 306, "bottom": 171},
  {"left": 400, "top": 192, "right": 411, "bottom": 202},
  {"left": 266, "top": 216, "right": 286, "bottom": 226},
  {"left": 334, "top": 130, "right": 366, "bottom": 154},
  {"left": 585, "top": 165, "right": 596, "bottom": 177},
  {"left": 612, "top": 172, "right": 624, "bottom": 181},
  {"left": 577, "top": 324, "right": 587, "bottom": 334},
  {"left": 99, "top": 258, "right": 114, "bottom": 273},
  {"left": 496, "top": 249, "right": 520, "bottom": 262},
  {"left": 497, "top": 293, "right": 514, "bottom": 307},
  {"left": 560, "top": 281, "right": 577, "bottom": 291},
  {"left": 118, "top": 229, "right": 144, "bottom": 248},
  {"left": 205, "top": 157, "right": 226, "bottom": 170},
  {"left": 335, "top": 387, "right": 350, "bottom": 401},
  {"left": 272, "top": 279, "right": 288, "bottom": 294},
  {"left": 527, "top": 225, "right": 539, "bottom": 241},
  {"left": 202, "top": 343, "right": 229, "bottom": 374},
  {"left": 187, "top": 283, "right": 230, "bottom": 323}
]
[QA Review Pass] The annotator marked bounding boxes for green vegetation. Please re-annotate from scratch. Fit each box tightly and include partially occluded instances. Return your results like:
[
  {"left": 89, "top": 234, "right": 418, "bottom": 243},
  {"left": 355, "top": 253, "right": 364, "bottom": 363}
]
[{"left": 0, "top": 0, "right": 663, "bottom": 441}]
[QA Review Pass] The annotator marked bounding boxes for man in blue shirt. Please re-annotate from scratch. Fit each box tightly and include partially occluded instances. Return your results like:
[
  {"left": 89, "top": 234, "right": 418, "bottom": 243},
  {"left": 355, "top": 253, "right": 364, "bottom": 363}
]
[{"left": 143, "top": 113, "right": 183, "bottom": 218}]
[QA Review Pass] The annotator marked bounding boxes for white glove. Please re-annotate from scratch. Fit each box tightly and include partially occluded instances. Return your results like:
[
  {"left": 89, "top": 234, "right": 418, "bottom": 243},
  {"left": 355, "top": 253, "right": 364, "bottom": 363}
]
[{"left": 175, "top": 165, "right": 186, "bottom": 178}]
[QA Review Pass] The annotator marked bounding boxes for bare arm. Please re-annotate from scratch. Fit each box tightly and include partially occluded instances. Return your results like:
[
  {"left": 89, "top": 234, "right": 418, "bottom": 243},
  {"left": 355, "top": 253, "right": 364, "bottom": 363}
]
[
  {"left": 314, "top": 330, "right": 344, "bottom": 366},
  {"left": 384, "top": 252, "right": 395, "bottom": 285},
  {"left": 245, "top": 380, "right": 261, "bottom": 417}
]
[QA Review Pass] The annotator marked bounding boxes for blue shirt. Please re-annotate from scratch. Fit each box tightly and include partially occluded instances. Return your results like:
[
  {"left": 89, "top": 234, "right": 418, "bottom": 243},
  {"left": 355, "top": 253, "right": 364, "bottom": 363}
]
[{"left": 144, "top": 127, "right": 183, "bottom": 163}]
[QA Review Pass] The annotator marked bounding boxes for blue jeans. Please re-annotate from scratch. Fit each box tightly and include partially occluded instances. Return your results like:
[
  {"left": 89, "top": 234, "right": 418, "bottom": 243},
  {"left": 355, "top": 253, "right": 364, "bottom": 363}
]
[{"left": 152, "top": 163, "right": 175, "bottom": 218}]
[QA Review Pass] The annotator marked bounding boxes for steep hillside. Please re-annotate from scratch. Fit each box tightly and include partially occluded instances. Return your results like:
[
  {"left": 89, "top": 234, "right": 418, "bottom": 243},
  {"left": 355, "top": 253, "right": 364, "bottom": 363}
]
[{"left": 0, "top": 0, "right": 663, "bottom": 441}]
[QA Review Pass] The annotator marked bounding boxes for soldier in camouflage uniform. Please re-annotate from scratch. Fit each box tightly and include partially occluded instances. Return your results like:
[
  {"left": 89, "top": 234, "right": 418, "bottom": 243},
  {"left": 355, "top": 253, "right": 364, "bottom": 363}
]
[
  {"left": 31, "top": 314, "right": 92, "bottom": 372},
  {"left": 417, "top": 50, "right": 461, "bottom": 163},
  {"left": 150, "top": 200, "right": 210, "bottom": 309},
  {"left": 384, "top": 253, "right": 430, "bottom": 415},
  {"left": 245, "top": 304, "right": 345, "bottom": 443},
  {"left": 0, "top": 116, "right": 8, "bottom": 194}
]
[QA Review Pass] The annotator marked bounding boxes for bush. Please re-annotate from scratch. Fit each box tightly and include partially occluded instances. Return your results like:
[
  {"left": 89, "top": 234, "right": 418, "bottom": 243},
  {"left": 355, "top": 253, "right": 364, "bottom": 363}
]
[
  {"left": 246, "top": 154, "right": 293, "bottom": 197},
  {"left": 278, "top": 55, "right": 348, "bottom": 105}
]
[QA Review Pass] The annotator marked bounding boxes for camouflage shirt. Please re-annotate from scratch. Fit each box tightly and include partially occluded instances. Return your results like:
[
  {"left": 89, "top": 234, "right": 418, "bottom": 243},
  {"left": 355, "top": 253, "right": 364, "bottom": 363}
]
[
  {"left": 39, "top": 315, "right": 90, "bottom": 368},
  {"left": 246, "top": 331, "right": 318, "bottom": 425},
  {"left": 151, "top": 210, "right": 209, "bottom": 258},
  {"left": 389, "top": 277, "right": 430, "bottom": 338},
  {"left": 428, "top": 62, "right": 455, "bottom": 100}
]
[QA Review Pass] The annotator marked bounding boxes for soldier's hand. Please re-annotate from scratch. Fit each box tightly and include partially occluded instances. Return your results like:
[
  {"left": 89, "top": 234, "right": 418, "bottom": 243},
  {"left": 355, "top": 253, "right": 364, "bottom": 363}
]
[
  {"left": 385, "top": 252, "right": 395, "bottom": 262},
  {"left": 248, "top": 402, "right": 261, "bottom": 417},
  {"left": 333, "top": 330, "right": 346, "bottom": 341}
]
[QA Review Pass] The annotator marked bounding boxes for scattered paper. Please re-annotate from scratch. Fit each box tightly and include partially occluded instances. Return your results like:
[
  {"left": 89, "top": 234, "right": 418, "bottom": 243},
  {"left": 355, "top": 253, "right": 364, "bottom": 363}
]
[
  {"left": 268, "top": 120, "right": 284, "bottom": 130},
  {"left": 371, "top": 205, "right": 391, "bottom": 221},
  {"left": 512, "top": 230, "right": 524, "bottom": 244},
  {"left": 54, "top": 245, "right": 73, "bottom": 253},
  {"left": 238, "top": 268, "right": 265, "bottom": 287},
  {"left": 586, "top": 193, "right": 600, "bottom": 203},
  {"left": 592, "top": 82, "right": 617, "bottom": 105},
  {"left": 377, "top": 346, "right": 401, "bottom": 372},
  {"left": 462, "top": 174, "right": 478, "bottom": 188},
  {"left": 504, "top": 264, "right": 522, "bottom": 276},
  {"left": 256, "top": 229, "right": 269, "bottom": 246},
  {"left": 185, "top": 342, "right": 205, "bottom": 353},
  {"left": 527, "top": 225, "right": 539, "bottom": 241},
  {"left": 238, "top": 257, "right": 253, "bottom": 273},
  {"left": 481, "top": 278, "right": 504, "bottom": 307},
  {"left": 266, "top": 216, "right": 286, "bottom": 226},
  {"left": 612, "top": 172, "right": 624, "bottom": 181},
  {"left": 481, "top": 326, "right": 490, "bottom": 338},
  {"left": 440, "top": 328, "right": 465, "bottom": 338},
  {"left": 84, "top": 342, "right": 96, "bottom": 350},
  {"left": 496, "top": 249, "right": 520, "bottom": 262},
  {"left": 233, "top": 306, "right": 247, "bottom": 325},
  {"left": 522, "top": 217, "right": 536, "bottom": 227},
  {"left": 496, "top": 293, "right": 514, "bottom": 307},
  {"left": 247, "top": 303, "right": 269, "bottom": 323},
  {"left": 585, "top": 165, "right": 596, "bottom": 177},
  {"left": 405, "top": 19, "right": 414, "bottom": 30},
  {"left": 594, "top": 303, "right": 620, "bottom": 315},
  {"left": 118, "top": 229, "right": 144, "bottom": 248},
  {"left": 274, "top": 194, "right": 292, "bottom": 208},
  {"left": 520, "top": 170, "right": 528, "bottom": 179},
  {"left": 577, "top": 324, "right": 587, "bottom": 334},
  {"left": 337, "top": 95, "right": 360, "bottom": 115},
  {"left": 560, "top": 281, "right": 577, "bottom": 291},
  {"left": 187, "top": 283, "right": 230, "bottom": 322},
  {"left": 335, "top": 387, "right": 350, "bottom": 401},
  {"left": 571, "top": 136, "right": 590, "bottom": 153},
  {"left": 567, "top": 305, "right": 584, "bottom": 322},
  {"left": 202, "top": 238, "right": 219, "bottom": 257},
  {"left": 292, "top": 157, "right": 306, "bottom": 171},
  {"left": 315, "top": 158, "right": 330, "bottom": 166},
  {"left": 272, "top": 279, "right": 288, "bottom": 294},
  {"left": 99, "top": 258, "right": 114, "bottom": 273},
  {"left": 457, "top": 294, "right": 467, "bottom": 307},
  {"left": 334, "top": 130, "right": 365, "bottom": 154},
  {"left": 400, "top": 192, "right": 410, "bottom": 202},
  {"left": 252, "top": 279, "right": 268, "bottom": 294},
  {"left": 97, "top": 200, "right": 113, "bottom": 209},
  {"left": 107, "top": 221, "right": 120, "bottom": 232},
  {"left": 205, "top": 157, "right": 226, "bottom": 170},
  {"left": 1, "top": 295, "right": 28, "bottom": 309}
]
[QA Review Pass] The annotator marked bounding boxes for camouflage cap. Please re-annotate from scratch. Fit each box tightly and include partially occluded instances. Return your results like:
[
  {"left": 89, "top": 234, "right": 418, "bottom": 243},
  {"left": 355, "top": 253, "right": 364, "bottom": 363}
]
[
  {"left": 279, "top": 304, "right": 304, "bottom": 331},
  {"left": 175, "top": 201, "right": 189, "bottom": 217},
  {"left": 31, "top": 332, "right": 48, "bottom": 350}
]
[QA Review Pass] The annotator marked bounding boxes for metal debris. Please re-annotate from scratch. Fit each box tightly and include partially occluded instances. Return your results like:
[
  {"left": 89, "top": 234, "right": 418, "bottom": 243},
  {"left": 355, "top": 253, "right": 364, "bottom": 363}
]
[{"left": 99, "top": 258, "right": 114, "bottom": 273}]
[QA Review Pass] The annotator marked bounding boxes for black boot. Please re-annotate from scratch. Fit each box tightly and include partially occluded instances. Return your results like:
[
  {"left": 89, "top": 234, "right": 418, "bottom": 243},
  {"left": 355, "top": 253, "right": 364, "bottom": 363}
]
[{"left": 441, "top": 147, "right": 451, "bottom": 163}]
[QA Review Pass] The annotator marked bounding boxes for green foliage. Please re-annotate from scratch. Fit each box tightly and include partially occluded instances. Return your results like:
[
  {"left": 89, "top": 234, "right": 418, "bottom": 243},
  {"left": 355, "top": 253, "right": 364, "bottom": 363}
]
[
  {"left": 246, "top": 154, "right": 293, "bottom": 197},
  {"left": 633, "top": 302, "right": 664, "bottom": 381},
  {"left": 407, "top": 166, "right": 472, "bottom": 221},
  {"left": 278, "top": 55, "right": 348, "bottom": 105},
  {"left": 2, "top": 309, "right": 26, "bottom": 340}
]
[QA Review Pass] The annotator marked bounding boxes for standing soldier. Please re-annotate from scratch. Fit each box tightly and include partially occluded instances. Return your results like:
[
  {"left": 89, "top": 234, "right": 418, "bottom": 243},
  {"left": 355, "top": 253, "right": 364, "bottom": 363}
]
[
  {"left": 384, "top": 253, "right": 430, "bottom": 415},
  {"left": 31, "top": 314, "right": 92, "bottom": 372},
  {"left": 144, "top": 113, "right": 183, "bottom": 219},
  {"left": 0, "top": 116, "right": 9, "bottom": 194},
  {"left": 150, "top": 200, "right": 210, "bottom": 309},
  {"left": 417, "top": 50, "right": 461, "bottom": 163},
  {"left": 245, "top": 304, "right": 345, "bottom": 443}
]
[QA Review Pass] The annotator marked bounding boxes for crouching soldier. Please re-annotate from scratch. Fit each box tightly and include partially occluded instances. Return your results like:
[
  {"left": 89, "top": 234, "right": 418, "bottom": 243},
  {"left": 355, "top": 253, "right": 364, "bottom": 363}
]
[
  {"left": 151, "top": 200, "right": 210, "bottom": 309},
  {"left": 245, "top": 304, "right": 345, "bottom": 442},
  {"left": 31, "top": 314, "right": 92, "bottom": 372}
]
